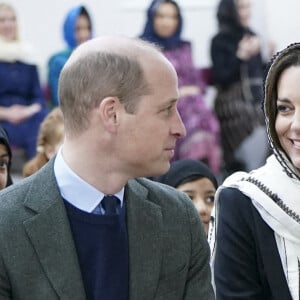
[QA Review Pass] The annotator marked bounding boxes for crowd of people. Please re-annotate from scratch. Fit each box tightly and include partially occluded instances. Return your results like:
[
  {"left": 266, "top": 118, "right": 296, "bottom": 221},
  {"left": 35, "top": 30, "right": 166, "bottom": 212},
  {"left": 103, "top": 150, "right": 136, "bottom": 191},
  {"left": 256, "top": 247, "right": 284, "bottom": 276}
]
[
  {"left": 0, "top": 0, "right": 299, "bottom": 299},
  {"left": 0, "top": 0, "right": 272, "bottom": 179}
]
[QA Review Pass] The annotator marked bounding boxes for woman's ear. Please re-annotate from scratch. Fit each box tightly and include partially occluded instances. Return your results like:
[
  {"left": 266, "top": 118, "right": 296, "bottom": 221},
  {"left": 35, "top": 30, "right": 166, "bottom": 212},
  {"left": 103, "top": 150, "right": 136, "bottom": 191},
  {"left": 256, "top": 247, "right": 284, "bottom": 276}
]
[{"left": 98, "top": 97, "right": 121, "bottom": 132}]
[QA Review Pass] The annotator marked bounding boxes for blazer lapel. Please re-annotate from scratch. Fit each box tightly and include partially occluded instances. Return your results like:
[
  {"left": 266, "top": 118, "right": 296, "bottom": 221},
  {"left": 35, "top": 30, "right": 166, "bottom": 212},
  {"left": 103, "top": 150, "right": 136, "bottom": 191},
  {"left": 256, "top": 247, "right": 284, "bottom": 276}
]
[
  {"left": 126, "top": 179, "right": 163, "bottom": 300},
  {"left": 23, "top": 161, "right": 86, "bottom": 299}
]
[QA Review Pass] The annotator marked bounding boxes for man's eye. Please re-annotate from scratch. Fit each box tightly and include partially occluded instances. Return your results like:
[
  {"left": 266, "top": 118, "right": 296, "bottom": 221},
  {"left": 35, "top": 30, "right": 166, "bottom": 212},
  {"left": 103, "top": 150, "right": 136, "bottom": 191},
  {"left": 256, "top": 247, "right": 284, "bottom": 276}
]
[{"left": 165, "top": 106, "right": 174, "bottom": 115}]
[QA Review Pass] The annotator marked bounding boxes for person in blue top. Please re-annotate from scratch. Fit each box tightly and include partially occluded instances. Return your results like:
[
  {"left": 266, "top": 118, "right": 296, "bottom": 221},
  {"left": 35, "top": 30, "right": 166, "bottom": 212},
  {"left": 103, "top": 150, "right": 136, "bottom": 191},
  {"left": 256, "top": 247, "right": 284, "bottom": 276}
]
[
  {"left": 0, "top": 3, "right": 47, "bottom": 160},
  {"left": 48, "top": 5, "right": 93, "bottom": 106}
]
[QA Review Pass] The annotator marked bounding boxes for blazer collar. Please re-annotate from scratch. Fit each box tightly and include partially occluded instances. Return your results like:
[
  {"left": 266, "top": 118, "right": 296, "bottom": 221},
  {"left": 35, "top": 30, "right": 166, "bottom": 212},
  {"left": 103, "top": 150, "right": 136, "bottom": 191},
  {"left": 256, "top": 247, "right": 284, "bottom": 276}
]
[
  {"left": 23, "top": 159, "right": 86, "bottom": 299},
  {"left": 126, "top": 179, "right": 163, "bottom": 300}
]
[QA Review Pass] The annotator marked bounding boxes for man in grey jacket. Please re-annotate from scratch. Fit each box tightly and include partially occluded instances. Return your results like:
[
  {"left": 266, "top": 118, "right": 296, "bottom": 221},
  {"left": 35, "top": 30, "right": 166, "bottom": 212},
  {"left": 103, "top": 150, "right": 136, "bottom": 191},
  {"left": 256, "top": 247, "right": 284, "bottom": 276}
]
[{"left": 0, "top": 36, "right": 214, "bottom": 300}]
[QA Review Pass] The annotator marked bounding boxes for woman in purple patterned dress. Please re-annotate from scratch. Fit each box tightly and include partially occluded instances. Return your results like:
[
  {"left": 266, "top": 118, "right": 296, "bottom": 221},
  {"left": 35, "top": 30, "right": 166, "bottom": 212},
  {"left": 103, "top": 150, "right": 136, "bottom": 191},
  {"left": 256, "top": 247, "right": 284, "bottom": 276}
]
[{"left": 140, "top": 0, "right": 221, "bottom": 174}]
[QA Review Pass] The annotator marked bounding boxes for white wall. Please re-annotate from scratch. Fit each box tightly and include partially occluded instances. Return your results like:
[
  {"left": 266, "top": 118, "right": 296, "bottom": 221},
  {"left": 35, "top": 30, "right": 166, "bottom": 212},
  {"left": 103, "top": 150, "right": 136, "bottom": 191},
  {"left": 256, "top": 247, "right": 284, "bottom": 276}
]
[
  {"left": 265, "top": 0, "right": 300, "bottom": 51},
  {"left": 5, "top": 0, "right": 219, "bottom": 82},
  {"left": 4, "top": 0, "right": 300, "bottom": 84}
]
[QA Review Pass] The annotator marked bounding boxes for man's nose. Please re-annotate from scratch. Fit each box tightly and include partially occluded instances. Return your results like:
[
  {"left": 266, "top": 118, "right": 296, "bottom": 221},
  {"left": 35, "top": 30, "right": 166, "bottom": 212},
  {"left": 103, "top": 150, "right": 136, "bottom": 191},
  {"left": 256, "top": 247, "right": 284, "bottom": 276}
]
[{"left": 172, "top": 109, "right": 186, "bottom": 138}]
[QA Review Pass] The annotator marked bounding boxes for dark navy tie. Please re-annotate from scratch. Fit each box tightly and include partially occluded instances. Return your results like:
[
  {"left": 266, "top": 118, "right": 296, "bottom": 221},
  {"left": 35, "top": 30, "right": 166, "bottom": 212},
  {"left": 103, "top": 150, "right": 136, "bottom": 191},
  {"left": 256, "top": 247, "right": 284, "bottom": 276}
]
[{"left": 101, "top": 195, "right": 120, "bottom": 215}]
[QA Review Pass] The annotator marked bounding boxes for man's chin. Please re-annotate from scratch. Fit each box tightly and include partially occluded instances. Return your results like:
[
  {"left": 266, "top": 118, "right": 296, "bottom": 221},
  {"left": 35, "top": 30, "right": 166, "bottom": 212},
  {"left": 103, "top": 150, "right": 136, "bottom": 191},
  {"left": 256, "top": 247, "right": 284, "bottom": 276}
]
[{"left": 152, "top": 160, "right": 171, "bottom": 177}]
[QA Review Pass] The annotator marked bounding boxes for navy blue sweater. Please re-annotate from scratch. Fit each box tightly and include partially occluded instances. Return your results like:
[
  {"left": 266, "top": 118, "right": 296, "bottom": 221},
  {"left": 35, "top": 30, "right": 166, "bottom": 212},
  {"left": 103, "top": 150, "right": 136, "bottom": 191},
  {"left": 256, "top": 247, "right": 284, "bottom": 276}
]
[{"left": 64, "top": 201, "right": 129, "bottom": 300}]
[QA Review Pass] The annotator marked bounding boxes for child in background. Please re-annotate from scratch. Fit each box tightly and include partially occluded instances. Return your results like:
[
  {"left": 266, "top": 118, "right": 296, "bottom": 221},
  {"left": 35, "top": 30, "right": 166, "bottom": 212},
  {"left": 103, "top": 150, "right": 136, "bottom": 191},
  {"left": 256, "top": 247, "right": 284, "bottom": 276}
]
[
  {"left": 23, "top": 107, "right": 64, "bottom": 177},
  {"left": 0, "top": 125, "right": 13, "bottom": 189},
  {"left": 156, "top": 159, "right": 218, "bottom": 234}
]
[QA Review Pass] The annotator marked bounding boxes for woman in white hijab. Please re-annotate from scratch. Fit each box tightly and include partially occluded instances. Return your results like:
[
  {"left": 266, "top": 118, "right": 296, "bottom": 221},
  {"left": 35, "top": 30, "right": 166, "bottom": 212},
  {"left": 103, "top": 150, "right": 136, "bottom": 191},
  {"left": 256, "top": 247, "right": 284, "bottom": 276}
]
[{"left": 209, "top": 43, "right": 300, "bottom": 300}]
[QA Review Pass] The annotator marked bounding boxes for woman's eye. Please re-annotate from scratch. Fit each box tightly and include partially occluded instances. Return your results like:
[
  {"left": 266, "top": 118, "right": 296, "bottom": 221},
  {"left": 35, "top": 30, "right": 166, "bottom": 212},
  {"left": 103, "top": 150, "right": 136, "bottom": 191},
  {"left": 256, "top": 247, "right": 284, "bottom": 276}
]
[{"left": 277, "top": 104, "right": 290, "bottom": 113}]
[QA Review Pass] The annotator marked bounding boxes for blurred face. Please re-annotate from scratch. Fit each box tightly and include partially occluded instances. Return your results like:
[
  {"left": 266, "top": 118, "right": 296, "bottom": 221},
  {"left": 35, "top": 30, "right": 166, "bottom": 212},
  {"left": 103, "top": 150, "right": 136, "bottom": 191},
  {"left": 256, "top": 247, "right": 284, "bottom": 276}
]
[
  {"left": 177, "top": 178, "right": 216, "bottom": 234},
  {"left": 236, "top": 0, "right": 251, "bottom": 28},
  {"left": 153, "top": 3, "right": 179, "bottom": 38},
  {"left": 275, "top": 66, "right": 300, "bottom": 171},
  {"left": 0, "top": 144, "right": 9, "bottom": 190},
  {"left": 117, "top": 56, "right": 186, "bottom": 177},
  {"left": 75, "top": 15, "right": 91, "bottom": 45},
  {"left": 0, "top": 6, "right": 17, "bottom": 40}
]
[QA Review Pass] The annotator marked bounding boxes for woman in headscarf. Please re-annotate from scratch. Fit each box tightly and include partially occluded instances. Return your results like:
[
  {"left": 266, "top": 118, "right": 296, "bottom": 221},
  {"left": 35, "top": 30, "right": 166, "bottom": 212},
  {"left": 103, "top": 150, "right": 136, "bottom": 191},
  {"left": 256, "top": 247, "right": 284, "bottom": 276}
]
[
  {"left": 209, "top": 43, "right": 300, "bottom": 300},
  {"left": 211, "top": 0, "right": 269, "bottom": 174},
  {"left": 156, "top": 159, "right": 218, "bottom": 235},
  {"left": 0, "top": 125, "right": 13, "bottom": 189},
  {"left": 48, "top": 5, "right": 93, "bottom": 106},
  {"left": 140, "top": 0, "right": 221, "bottom": 175}
]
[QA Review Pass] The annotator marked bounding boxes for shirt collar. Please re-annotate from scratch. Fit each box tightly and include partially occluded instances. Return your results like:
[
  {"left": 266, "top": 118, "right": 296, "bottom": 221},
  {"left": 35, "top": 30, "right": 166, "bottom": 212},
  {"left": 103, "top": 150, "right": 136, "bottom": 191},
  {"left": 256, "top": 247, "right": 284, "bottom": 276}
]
[{"left": 54, "top": 147, "right": 124, "bottom": 213}]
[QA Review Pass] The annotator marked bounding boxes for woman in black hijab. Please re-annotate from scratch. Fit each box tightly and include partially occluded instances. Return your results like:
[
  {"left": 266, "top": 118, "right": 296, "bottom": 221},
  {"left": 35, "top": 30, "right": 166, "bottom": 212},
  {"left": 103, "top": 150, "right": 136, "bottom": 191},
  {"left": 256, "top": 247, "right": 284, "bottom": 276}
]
[
  {"left": 0, "top": 125, "right": 13, "bottom": 188},
  {"left": 156, "top": 159, "right": 218, "bottom": 234},
  {"left": 211, "top": 0, "right": 269, "bottom": 174}
]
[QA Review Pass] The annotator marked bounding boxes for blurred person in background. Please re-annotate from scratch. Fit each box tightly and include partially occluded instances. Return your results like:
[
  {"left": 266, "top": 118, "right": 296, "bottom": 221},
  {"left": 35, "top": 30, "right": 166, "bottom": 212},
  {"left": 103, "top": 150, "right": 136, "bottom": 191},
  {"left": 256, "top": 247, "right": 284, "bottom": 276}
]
[
  {"left": 23, "top": 107, "right": 64, "bottom": 177},
  {"left": 0, "top": 2, "right": 47, "bottom": 161},
  {"left": 48, "top": 5, "right": 93, "bottom": 106},
  {"left": 0, "top": 125, "right": 12, "bottom": 189},
  {"left": 140, "top": 0, "right": 222, "bottom": 175},
  {"left": 156, "top": 159, "right": 218, "bottom": 235},
  {"left": 211, "top": 0, "right": 269, "bottom": 175}
]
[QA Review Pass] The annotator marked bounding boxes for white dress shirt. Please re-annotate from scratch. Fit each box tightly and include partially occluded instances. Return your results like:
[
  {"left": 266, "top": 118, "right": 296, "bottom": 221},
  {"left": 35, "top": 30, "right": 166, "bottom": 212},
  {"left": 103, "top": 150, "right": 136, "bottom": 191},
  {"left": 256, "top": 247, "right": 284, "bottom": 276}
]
[{"left": 54, "top": 147, "right": 124, "bottom": 213}]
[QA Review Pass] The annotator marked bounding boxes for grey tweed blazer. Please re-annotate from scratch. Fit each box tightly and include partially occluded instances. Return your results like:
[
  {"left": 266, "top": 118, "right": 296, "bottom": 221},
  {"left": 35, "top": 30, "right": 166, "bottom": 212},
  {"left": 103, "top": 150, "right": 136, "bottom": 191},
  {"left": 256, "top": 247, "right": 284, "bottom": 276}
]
[{"left": 0, "top": 159, "right": 214, "bottom": 300}]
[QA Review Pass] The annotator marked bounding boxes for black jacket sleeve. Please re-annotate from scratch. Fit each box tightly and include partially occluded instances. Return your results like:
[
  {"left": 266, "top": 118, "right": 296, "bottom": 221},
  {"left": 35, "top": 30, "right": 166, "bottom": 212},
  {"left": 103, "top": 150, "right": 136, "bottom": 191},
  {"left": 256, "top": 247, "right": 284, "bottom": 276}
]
[
  {"left": 211, "top": 33, "right": 241, "bottom": 86},
  {"left": 214, "top": 187, "right": 292, "bottom": 300}
]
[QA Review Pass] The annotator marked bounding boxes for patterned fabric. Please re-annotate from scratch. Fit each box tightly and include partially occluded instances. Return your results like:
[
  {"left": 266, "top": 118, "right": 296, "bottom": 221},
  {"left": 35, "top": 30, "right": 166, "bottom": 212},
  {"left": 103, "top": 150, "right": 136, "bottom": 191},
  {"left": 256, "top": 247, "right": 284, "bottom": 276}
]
[
  {"left": 92, "top": 195, "right": 121, "bottom": 215},
  {"left": 139, "top": 0, "right": 221, "bottom": 174},
  {"left": 91, "top": 201, "right": 102, "bottom": 215},
  {"left": 210, "top": 156, "right": 300, "bottom": 299},
  {"left": 211, "top": 30, "right": 266, "bottom": 168},
  {"left": 209, "top": 42, "right": 300, "bottom": 300},
  {"left": 101, "top": 195, "right": 120, "bottom": 215},
  {"left": 214, "top": 81, "right": 263, "bottom": 164},
  {"left": 164, "top": 43, "right": 221, "bottom": 173}
]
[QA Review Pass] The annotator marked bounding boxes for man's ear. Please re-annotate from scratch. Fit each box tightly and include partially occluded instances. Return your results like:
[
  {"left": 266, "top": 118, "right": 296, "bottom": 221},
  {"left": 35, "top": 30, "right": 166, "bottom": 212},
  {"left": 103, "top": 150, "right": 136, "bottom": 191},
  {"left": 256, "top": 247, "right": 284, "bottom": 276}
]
[{"left": 98, "top": 97, "right": 121, "bottom": 132}]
